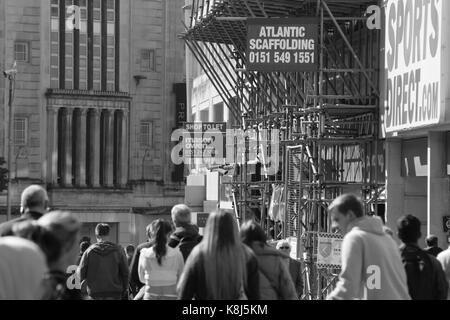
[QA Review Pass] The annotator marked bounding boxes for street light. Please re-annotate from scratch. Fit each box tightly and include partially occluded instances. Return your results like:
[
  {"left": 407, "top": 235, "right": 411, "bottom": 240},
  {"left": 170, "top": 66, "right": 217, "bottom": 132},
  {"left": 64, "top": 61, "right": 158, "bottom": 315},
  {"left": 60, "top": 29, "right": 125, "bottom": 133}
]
[{"left": 4, "top": 61, "right": 17, "bottom": 221}]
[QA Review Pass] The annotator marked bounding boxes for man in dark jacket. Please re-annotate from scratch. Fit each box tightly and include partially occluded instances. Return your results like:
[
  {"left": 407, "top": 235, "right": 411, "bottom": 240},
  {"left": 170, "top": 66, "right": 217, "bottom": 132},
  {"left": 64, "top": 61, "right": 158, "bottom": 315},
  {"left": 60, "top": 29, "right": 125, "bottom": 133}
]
[
  {"left": 77, "top": 223, "right": 129, "bottom": 300},
  {"left": 397, "top": 215, "right": 448, "bottom": 300},
  {"left": 276, "top": 239, "right": 303, "bottom": 299},
  {"left": 168, "top": 204, "right": 202, "bottom": 261},
  {"left": 0, "top": 185, "right": 49, "bottom": 237},
  {"left": 424, "top": 235, "right": 444, "bottom": 257}
]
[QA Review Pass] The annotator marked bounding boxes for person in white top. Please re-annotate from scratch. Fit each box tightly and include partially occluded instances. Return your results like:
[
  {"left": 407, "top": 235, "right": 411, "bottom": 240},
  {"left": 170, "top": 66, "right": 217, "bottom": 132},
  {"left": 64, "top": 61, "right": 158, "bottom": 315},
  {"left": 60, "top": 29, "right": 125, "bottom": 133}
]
[
  {"left": 138, "top": 219, "right": 184, "bottom": 300},
  {"left": 437, "top": 243, "right": 450, "bottom": 300}
]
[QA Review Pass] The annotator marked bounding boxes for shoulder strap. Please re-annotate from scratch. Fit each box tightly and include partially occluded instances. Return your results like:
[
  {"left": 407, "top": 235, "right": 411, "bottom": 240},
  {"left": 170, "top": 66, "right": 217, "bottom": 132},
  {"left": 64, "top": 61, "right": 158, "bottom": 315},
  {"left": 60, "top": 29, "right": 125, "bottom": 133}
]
[{"left": 259, "top": 266, "right": 282, "bottom": 298}]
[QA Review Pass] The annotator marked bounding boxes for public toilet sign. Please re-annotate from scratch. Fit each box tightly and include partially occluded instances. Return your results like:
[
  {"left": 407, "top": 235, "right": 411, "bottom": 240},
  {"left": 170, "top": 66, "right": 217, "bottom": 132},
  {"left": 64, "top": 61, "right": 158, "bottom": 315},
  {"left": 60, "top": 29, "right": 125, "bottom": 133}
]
[
  {"left": 246, "top": 18, "right": 319, "bottom": 72},
  {"left": 385, "top": 0, "right": 442, "bottom": 133}
]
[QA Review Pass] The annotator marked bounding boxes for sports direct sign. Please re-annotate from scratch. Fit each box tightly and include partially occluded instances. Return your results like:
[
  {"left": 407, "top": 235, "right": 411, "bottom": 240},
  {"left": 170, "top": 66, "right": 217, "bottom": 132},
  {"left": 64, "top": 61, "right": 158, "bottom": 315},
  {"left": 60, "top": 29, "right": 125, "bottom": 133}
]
[{"left": 385, "top": 0, "right": 442, "bottom": 133}]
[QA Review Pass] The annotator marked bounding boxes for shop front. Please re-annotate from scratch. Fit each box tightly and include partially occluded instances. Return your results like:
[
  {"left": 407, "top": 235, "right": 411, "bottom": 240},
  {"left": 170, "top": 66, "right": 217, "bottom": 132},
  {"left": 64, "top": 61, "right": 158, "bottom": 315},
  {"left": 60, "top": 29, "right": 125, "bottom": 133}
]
[{"left": 384, "top": 0, "right": 450, "bottom": 247}]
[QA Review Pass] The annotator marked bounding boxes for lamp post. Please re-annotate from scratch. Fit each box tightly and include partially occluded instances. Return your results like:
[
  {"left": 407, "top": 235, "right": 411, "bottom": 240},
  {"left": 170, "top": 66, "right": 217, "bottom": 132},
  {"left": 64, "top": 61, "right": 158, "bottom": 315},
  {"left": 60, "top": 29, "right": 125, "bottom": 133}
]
[{"left": 4, "top": 62, "right": 17, "bottom": 221}]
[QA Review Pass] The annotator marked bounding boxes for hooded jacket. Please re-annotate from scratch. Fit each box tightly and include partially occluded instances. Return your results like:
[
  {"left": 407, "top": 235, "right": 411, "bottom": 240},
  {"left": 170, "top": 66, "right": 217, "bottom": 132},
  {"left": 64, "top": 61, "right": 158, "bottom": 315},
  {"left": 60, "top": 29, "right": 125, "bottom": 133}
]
[
  {"left": 168, "top": 223, "right": 202, "bottom": 261},
  {"left": 77, "top": 241, "right": 129, "bottom": 299},
  {"left": 328, "top": 216, "right": 411, "bottom": 300},
  {"left": 248, "top": 241, "right": 298, "bottom": 300}
]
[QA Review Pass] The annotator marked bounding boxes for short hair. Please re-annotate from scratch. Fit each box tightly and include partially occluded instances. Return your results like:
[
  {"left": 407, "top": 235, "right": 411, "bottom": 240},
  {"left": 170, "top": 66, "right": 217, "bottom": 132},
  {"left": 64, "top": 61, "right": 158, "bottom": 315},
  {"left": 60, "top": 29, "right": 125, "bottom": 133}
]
[
  {"left": 276, "top": 240, "right": 290, "bottom": 250},
  {"left": 397, "top": 215, "right": 421, "bottom": 244},
  {"left": 95, "top": 223, "right": 110, "bottom": 237},
  {"left": 426, "top": 235, "right": 439, "bottom": 247},
  {"left": 80, "top": 236, "right": 91, "bottom": 245},
  {"left": 328, "top": 194, "right": 364, "bottom": 218},
  {"left": 126, "top": 245, "right": 135, "bottom": 253},
  {"left": 80, "top": 241, "right": 90, "bottom": 253},
  {"left": 20, "top": 185, "right": 48, "bottom": 212},
  {"left": 240, "top": 220, "right": 267, "bottom": 245},
  {"left": 171, "top": 204, "right": 192, "bottom": 226}
]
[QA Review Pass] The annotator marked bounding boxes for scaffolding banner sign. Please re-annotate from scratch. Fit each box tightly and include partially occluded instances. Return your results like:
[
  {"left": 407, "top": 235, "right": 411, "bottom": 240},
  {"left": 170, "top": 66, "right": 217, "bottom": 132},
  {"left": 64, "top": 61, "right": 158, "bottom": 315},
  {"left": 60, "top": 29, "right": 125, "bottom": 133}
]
[
  {"left": 317, "top": 233, "right": 343, "bottom": 268},
  {"left": 247, "top": 18, "right": 319, "bottom": 72},
  {"left": 385, "top": 0, "right": 442, "bottom": 133},
  {"left": 183, "top": 122, "right": 226, "bottom": 160}
]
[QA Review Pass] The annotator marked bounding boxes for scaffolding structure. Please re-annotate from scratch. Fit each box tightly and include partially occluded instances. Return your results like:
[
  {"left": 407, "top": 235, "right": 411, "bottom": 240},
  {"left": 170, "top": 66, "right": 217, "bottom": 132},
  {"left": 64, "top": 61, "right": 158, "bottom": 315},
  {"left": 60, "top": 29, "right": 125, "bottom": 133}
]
[{"left": 182, "top": 0, "right": 385, "bottom": 299}]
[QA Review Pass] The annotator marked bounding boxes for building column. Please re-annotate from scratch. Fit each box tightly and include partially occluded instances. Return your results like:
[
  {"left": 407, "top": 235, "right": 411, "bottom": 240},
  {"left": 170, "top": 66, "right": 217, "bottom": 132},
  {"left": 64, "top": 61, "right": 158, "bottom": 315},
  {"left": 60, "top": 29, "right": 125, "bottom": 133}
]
[
  {"left": 75, "top": 109, "right": 88, "bottom": 187},
  {"left": 103, "top": 109, "right": 114, "bottom": 187},
  {"left": 119, "top": 110, "right": 129, "bottom": 187},
  {"left": 47, "top": 107, "right": 59, "bottom": 185},
  {"left": 385, "top": 139, "right": 405, "bottom": 244},
  {"left": 428, "top": 132, "right": 449, "bottom": 248},
  {"left": 62, "top": 108, "right": 74, "bottom": 186},
  {"left": 89, "top": 109, "right": 101, "bottom": 187}
]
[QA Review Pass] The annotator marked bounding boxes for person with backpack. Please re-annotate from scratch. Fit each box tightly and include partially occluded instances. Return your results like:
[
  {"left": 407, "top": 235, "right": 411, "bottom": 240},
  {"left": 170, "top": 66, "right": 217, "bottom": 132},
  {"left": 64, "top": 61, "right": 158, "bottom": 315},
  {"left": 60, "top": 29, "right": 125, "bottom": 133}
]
[
  {"left": 397, "top": 215, "right": 448, "bottom": 300},
  {"left": 240, "top": 220, "right": 297, "bottom": 300},
  {"left": 177, "top": 210, "right": 260, "bottom": 300},
  {"left": 168, "top": 204, "right": 202, "bottom": 261},
  {"left": 138, "top": 219, "right": 184, "bottom": 300}
]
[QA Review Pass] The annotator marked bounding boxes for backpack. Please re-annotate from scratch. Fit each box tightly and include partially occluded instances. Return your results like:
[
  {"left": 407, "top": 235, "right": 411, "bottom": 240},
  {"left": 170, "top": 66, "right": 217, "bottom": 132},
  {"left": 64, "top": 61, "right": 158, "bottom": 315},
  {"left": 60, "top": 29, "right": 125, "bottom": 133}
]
[
  {"left": 174, "top": 234, "right": 202, "bottom": 261},
  {"left": 401, "top": 246, "right": 436, "bottom": 300}
]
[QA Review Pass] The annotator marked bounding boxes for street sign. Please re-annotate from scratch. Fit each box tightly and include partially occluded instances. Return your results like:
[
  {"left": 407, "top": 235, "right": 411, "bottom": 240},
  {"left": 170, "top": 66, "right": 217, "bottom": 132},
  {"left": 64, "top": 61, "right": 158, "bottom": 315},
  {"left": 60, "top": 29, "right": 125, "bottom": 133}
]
[
  {"left": 317, "top": 233, "right": 343, "bottom": 268},
  {"left": 443, "top": 216, "right": 450, "bottom": 233},
  {"left": 196, "top": 213, "right": 209, "bottom": 228},
  {"left": 247, "top": 18, "right": 319, "bottom": 72}
]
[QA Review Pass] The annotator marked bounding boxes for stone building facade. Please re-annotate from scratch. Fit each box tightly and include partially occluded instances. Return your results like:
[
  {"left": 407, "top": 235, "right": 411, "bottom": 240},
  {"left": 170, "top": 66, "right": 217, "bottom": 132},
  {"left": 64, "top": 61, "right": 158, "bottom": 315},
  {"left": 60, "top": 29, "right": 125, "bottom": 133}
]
[{"left": 0, "top": 0, "right": 186, "bottom": 246}]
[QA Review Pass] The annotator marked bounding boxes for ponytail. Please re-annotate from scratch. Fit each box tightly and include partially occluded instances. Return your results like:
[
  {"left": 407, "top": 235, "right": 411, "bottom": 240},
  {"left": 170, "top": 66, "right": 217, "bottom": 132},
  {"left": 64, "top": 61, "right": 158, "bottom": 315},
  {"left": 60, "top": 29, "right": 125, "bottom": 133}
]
[{"left": 151, "top": 219, "right": 173, "bottom": 266}]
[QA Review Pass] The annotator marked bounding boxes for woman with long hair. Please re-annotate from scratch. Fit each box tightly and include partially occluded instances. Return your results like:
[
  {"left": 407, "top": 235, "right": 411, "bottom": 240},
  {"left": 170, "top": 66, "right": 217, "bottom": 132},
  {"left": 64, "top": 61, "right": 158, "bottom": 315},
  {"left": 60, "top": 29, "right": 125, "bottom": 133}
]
[
  {"left": 13, "top": 211, "right": 82, "bottom": 300},
  {"left": 177, "top": 210, "right": 260, "bottom": 300},
  {"left": 138, "top": 219, "right": 184, "bottom": 300},
  {"left": 240, "top": 220, "right": 298, "bottom": 300}
]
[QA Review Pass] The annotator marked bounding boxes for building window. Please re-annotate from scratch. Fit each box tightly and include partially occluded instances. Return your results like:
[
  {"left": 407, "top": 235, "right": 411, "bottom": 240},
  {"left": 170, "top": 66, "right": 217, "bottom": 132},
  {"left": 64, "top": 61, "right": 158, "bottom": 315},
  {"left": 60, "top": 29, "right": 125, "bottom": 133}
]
[
  {"left": 141, "top": 49, "right": 155, "bottom": 72},
  {"left": 14, "top": 118, "right": 28, "bottom": 146},
  {"left": 140, "top": 121, "right": 153, "bottom": 148},
  {"left": 14, "top": 42, "right": 29, "bottom": 63},
  {"left": 50, "top": 0, "right": 119, "bottom": 90}
]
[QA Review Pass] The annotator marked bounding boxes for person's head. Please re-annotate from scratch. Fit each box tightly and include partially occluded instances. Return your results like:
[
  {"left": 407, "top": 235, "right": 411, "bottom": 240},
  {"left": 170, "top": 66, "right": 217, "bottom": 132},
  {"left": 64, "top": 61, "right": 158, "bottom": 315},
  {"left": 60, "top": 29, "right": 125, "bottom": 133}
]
[
  {"left": 95, "top": 223, "right": 110, "bottom": 242},
  {"left": 0, "top": 237, "right": 48, "bottom": 300},
  {"left": 397, "top": 215, "right": 421, "bottom": 245},
  {"left": 185, "top": 209, "right": 246, "bottom": 299},
  {"left": 426, "top": 235, "right": 439, "bottom": 248},
  {"left": 79, "top": 236, "right": 91, "bottom": 245},
  {"left": 150, "top": 219, "right": 173, "bottom": 266},
  {"left": 13, "top": 211, "right": 81, "bottom": 271},
  {"left": 276, "top": 239, "right": 291, "bottom": 255},
  {"left": 240, "top": 220, "right": 267, "bottom": 246},
  {"left": 171, "top": 204, "right": 192, "bottom": 227},
  {"left": 79, "top": 241, "right": 90, "bottom": 255},
  {"left": 328, "top": 194, "right": 364, "bottom": 235},
  {"left": 20, "top": 185, "right": 49, "bottom": 215},
  {"left": 126, "top": 244, "right": 135, "bottom": 257}
]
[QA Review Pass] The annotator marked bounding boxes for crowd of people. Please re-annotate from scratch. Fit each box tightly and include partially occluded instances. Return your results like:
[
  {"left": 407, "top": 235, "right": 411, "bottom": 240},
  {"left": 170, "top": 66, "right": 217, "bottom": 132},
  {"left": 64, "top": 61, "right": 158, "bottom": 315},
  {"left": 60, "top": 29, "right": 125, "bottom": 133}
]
[{"left": 1, "top": 185, "right": 450, "bottom": 300}]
